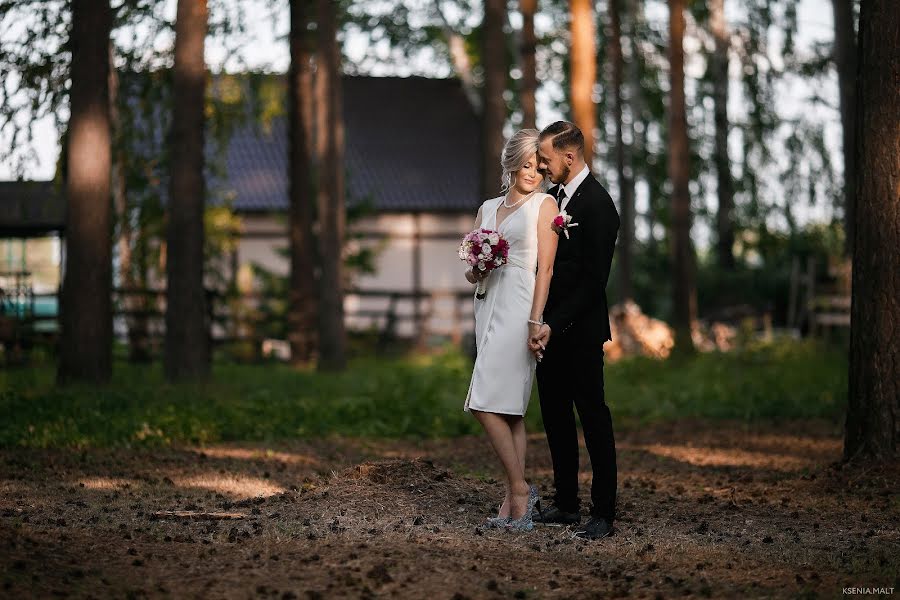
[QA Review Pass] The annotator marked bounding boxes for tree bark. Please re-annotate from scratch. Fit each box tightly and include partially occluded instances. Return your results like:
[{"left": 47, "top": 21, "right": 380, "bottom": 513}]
[
  {"left": 626, "top": 0, "right": 651, "bottom": 255},
  {"left": 288, "top": 0, "right": 318, "bottom": 366},
  {"left": 833, "top": 0, "right": 858, "bottom": 256},
  {"left": 570, "top": 0, "right": 596, "bottom": 167},
  {"left": 844, "top": 0, "right": 898, "bottom": 461},
  {"left": 481, "top": 0, "right": 506, "bottom": 198},
  {"left": 519, "top": 0, "right": 538, "bottom": 129},
  {"left": 667, "top": 0, "right": 696, "bottom": 353},
  {"left": 435, "top": 5, "right": 482, "bottom": 114},
  {"left": 108, "top": 46, "right": 151, "bottom": 363},
  {"left": 315, "top": 0, "right": 347, "bottom": 371},
  {"left": 58, "top": 0, "right": 113, "bottom": 384},
  {"left": 165, "top": 0, "right": 210, "bottom": 381},
  {"left": 710, "top": 0, "right": 736, "bottom": 269},
  {"left": 609, "top": 0, "right": 633, "bottom": 301}
]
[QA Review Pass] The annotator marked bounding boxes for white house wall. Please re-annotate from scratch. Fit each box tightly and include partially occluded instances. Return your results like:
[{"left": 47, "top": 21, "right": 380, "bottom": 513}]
[{"left": 237, "top": 212, "right": 477, "bottom": 339}]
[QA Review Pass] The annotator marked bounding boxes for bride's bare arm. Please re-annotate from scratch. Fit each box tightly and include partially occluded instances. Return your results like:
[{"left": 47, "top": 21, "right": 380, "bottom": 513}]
[
  {"left": 529, "top": 196, "right": 559, "bottom": 332},
  {"left": 465, "top": 205, "right": 485, "bottom": 284}
]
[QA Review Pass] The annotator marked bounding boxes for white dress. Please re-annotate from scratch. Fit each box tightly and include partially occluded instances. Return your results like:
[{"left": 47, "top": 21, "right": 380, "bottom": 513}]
[{"left": 464, "top": 192, "right": 552, "bottom": 415}]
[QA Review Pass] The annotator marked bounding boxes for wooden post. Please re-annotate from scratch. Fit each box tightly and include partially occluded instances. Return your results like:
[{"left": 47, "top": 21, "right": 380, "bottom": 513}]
[
  {"left": 787, "top": 255, "right": 799, "bottom": 329},
  {"left": 412, "top": 212, "right": 423, "bottom": 344},
  {"left": 805, "top": 256, "right": 816, "bottom": 334},
  {"left": 451, "top": 294, "right": 463, "bottom": 346}
]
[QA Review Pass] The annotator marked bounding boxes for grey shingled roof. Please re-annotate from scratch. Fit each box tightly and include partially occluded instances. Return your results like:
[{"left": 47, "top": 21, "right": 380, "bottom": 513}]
[
  {"left": 0, "top": 181, "right": 65, "bottom": 235},
  {"left": 0, "top": 76, "right": 483, "bottom": 230},
  {"left": 216, "top": 76, "right": 482, "bottom": 214}
]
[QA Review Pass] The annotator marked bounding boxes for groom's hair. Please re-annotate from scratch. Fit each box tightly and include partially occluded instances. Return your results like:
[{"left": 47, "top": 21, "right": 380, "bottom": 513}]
[{"left": 539, "top": 121, "right": 584, "bottom": 156}]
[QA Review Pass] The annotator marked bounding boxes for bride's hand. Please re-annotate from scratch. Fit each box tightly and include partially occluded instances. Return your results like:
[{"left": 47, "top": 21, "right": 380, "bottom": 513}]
[
  {"left": 530, "top": 324, "right": 551, "bottom": 353},
  {"left": 466, "top": 267, "right": 487, "bottom": 283}
]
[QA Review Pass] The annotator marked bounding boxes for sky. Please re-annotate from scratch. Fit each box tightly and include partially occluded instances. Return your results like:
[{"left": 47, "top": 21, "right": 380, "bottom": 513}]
[{"left": 0, "top": 0, "right": 843, "bottom": 244}]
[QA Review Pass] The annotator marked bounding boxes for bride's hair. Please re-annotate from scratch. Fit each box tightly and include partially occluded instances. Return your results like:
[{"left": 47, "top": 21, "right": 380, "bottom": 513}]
[{"left": 500, "top": 128, "right": 542, "bottom": 194}]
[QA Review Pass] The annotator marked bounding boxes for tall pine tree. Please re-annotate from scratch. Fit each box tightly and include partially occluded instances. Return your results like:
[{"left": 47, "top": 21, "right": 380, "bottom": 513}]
[
  {"left": 667, "top": 0, "right": 697, "bottom": 353},
  {"left": 58, "top": 0, "right": 113, "bottom": 384},
  {"left": 844, "top": 0, "right": 898, "bottom": 461},
  {"left": 165, "top": 0, "right": 210, "bottom": 381}
]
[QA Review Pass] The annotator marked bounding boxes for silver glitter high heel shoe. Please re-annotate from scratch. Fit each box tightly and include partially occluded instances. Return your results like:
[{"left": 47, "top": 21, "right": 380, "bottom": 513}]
[
  {"left": 484, "top": 515, "right": 510, "bottom": 528},
  {"left": 483, "top": 500, "right": 511, "bottom": 528},
  {"left": 505, "top": 484, "right": 538, "bottom": 532}
]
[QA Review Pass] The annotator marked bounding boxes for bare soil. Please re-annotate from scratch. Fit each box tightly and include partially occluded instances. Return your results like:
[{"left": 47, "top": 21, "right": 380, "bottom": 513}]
[{"left": 2, "top": 419, "right": 898, "bottom": 599}]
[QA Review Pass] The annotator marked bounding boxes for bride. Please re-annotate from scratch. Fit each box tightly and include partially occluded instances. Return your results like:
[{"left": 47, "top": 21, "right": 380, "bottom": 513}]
[{"left": 463, "top": 128, "right": 559, "bottom": 531}]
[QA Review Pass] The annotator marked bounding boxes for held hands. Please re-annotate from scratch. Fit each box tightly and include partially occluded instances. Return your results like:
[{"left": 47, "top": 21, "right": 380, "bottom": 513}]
[
  {"left": 466, "top": 267, "right": 488, "bottom": 284},
  {"left": 528, "top": 323, "right": 552, "bottom": 362}
]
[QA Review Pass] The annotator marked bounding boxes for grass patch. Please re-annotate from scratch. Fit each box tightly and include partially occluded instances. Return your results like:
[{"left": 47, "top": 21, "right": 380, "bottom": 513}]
[
  {"left": 606, "top": 339, "right": 847, "bottom": 423},
  {"left": 0, "top": 340, "right": 847, "bottom": 448}
]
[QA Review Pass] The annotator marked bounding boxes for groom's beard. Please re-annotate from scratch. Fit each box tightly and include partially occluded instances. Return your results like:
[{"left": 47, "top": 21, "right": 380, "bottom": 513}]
[{"left": 556, "top": 164, "right": 570, "bottom": 186}]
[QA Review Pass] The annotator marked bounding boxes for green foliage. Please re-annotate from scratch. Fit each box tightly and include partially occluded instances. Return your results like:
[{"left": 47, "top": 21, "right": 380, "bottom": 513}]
[
  {"left": 607, "top": 339, "right": 846, "bottom": 424},
  {"left": 0, "top": 340, "right": 846, "bottom": 448},
  {"left": 608, "top": 220, "right": 846, "bottom": 322}
]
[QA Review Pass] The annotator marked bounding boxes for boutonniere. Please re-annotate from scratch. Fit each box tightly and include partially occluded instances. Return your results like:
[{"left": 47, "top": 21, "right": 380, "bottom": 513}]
[{"left": 551, "top": 210, "right": 579, "bottom": 239}]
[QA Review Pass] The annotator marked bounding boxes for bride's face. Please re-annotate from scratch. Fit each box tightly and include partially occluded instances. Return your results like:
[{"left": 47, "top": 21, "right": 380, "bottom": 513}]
[{"left": 513, "top": 153, "right": 541, "bottom": 194}]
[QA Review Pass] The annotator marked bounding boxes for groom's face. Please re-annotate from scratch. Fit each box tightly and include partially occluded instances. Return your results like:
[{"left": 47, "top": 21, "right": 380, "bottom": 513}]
[{"left": 538, "top": 138, "right": 571, "bottom": 185}]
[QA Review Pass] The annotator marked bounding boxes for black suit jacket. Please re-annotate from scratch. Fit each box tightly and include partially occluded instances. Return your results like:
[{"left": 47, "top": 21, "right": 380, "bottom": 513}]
[{"left": 543, "top": 172, "right": 620, "bottom": 343}]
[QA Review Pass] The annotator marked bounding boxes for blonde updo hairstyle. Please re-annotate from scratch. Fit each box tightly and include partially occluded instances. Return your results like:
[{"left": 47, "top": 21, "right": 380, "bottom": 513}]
[{"left": 500, "top": 128, "right": 543, "bottom": 194}]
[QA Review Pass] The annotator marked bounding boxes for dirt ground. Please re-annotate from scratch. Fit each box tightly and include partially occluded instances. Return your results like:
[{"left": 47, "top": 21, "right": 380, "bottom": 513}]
[{"left": 2, "top": 419, "right": 898, "bottom": 599}]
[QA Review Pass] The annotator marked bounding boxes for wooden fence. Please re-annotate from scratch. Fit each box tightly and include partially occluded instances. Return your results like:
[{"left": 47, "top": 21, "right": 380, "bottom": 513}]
[{"left": 0, "top": 285, "right": 476, "bottom": 360}]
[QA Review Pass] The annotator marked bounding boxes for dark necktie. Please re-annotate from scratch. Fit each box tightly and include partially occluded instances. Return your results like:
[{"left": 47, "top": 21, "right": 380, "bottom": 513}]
[{"left": 556, "top": 187, "right": 567, "bottom": 209}]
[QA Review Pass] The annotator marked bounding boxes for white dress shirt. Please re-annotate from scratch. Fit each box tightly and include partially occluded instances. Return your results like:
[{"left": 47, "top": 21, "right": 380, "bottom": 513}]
[{"left": 558, "top": 164, "right": 590, "bottom": 212}]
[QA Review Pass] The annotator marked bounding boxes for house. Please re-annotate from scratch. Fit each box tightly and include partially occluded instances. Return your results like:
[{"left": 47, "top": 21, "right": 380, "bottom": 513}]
[
  {"left": 0, "top": 180, "right": 63, "bottom": 331},
  {"left": 0, "top": 75, "right": 485, "bottom": 342},
  {"left": 223, "top": 75, "right": 483, "bottom": 340}
]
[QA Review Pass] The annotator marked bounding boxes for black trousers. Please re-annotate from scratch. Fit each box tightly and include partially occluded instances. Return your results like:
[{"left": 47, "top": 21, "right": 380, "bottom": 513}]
[{"left": 535, "top": 328, "right": 617, "bottom": 521}]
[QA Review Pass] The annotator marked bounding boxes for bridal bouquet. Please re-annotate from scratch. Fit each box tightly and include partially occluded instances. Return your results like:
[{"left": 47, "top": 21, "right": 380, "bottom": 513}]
[{"left": 458, "top": 228, "right": 510, "bottom": 299}]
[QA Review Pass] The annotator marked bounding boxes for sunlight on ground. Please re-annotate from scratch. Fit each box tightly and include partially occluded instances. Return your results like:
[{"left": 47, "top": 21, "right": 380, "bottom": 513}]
[
  {"left": 73, "top": 473, "right": 287, "bottom": 499},
  {"left": 624, "top": 443, "right": 816, "bottom": 471},
  {"left": 171, "top": 473, "right": 286, "bottom": 499},
  {"left": 193, "top": 446, "right": 321, "bottom": 466},
  {"left": 78, "top": 477, "right": 140, "bottom": 490},
  {"left": 735, "top": 433, "right": 841, "bottom": 455}
]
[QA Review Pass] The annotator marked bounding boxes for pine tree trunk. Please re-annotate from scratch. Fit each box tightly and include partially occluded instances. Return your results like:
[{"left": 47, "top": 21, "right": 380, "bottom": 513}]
[
  {"left": 833, "top": 0, "right": 858, "bottom": 256},
  {"left": 710, "top": 0, "right": 735, "bottom": 269},
  {"left": 315, "top": 0, "right": 347, "bottom": 371},
  {"left": 108, "top": 46, "right": 151, "bottom": 363},
  {"left": 481, "top": 0, "right": 506, "bottom": 197},
  {"left": 626, "top": 0, "right": 650, "bottom": 255},
  {"left": 843, "top": 0, "right": 899, "bottom": 461},
  {"left": 609, "top": 0, "right": 633, "bottom": 301},
  {"left": 570, "top": 0, "right": 596, "bottom": 166},
  {"left": 667, "top": 0, "right": 696, "bottom": 353},
  {"left": 165, "top": 0, "right": 210, "bottom": 381},
  {"left": 519, "top": 0, "right": 538, "bottom": 130},
  {"left": 436, "top": 6, "right": 481, "bottom": 113},
  {"left": 288, "top": 0, "right": 318, "bottom": 366},
  {"left": 58, "top": 0, "right": 113, "bottom": 384}
]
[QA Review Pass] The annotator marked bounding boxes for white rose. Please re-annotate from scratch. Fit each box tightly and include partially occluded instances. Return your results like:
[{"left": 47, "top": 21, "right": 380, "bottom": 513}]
[{"left": 488, "top": 232, "right": 500, "bottom": 245}]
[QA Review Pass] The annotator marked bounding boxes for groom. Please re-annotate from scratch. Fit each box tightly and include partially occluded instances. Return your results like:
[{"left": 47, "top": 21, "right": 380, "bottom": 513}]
[{"left": 530, "top": 121, "right": 620, "bottom": 540}]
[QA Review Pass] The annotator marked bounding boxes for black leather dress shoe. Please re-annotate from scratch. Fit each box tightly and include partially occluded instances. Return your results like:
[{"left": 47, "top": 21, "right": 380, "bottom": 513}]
[
  {"left": 573, "top": 516, "right": 613, "bottom": 540},
  {"left": 532, "top": 502, "right": 581, "bottom": 525}
]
